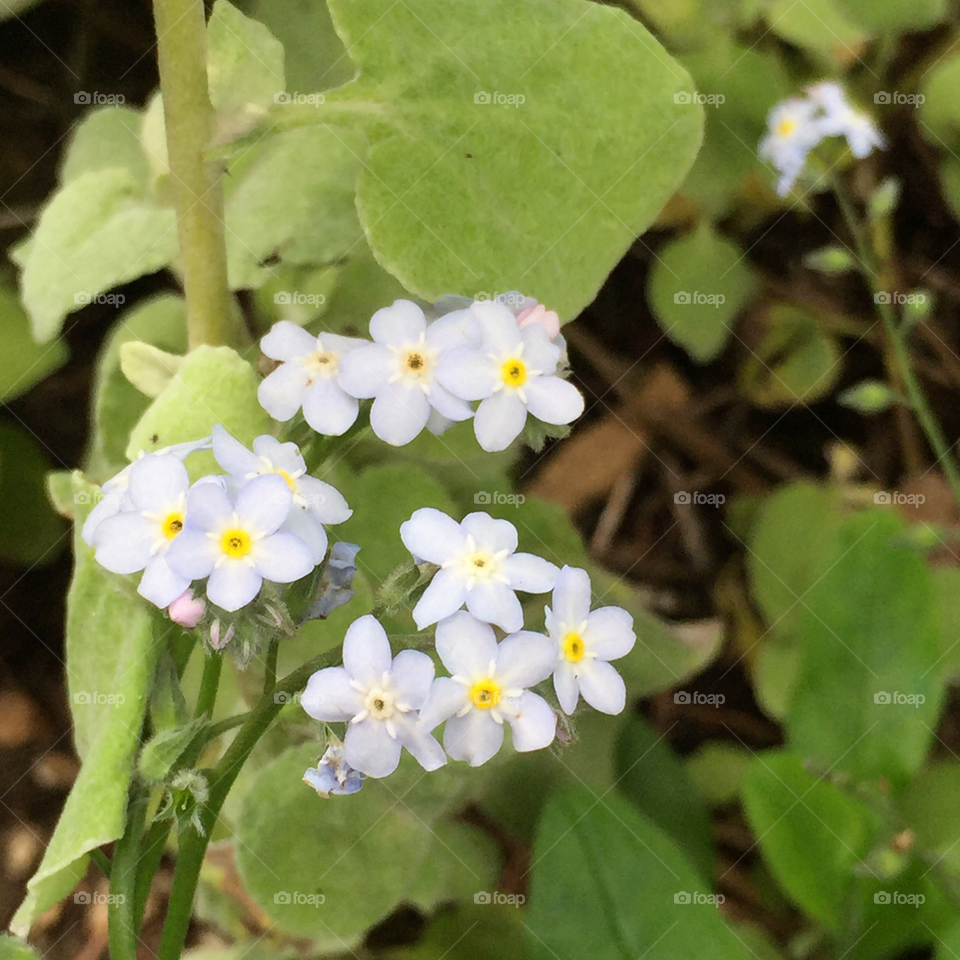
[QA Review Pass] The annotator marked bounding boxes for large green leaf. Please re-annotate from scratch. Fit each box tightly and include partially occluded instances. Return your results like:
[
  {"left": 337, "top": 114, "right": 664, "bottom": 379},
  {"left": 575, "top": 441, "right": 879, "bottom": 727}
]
[
  {"left": 59, "top": 105, "right": 151, "bottom": 186},
  {"left": 786, "top": 510, "right": 944, "bottom": 789},
  {"left": 0, "top": 280, "right": 68, "bottom": 402},
  {"left": 741, "top": 751, "right": 878, "bottom": 934},
  {"left": 125, "top": 345, "right": 271, "bottom": 477},
  {"left": 307, "top": 0, "right": 702, "bottom": 318},
  {"left": 233, "top": 742, "right": 497, "bottom": 950},
  {"left": 648, "top": 222, "right": 755, "bottom": 362},
  {"left": 526, "top": 787, "right": 749, "bottom": 960},
  {"left": 19, "top": 168, "right": 177, "bottom": 342},
  {"left": 12, "top": 475, "right": 162, "bottom": 932}
]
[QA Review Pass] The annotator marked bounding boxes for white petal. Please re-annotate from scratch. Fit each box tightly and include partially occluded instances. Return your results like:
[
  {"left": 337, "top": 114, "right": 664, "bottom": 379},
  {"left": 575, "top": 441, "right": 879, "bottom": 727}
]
[
  {"left": 523, "top": 375, "right": 584, "bottom": 426},
  {"left": 443, "top": 710, "right": 504, "bottom": 766},
  {"left": 519, "top": 324, "right": 561, "bottom": 374},
  {"left": 81, "top": 493, "right": 124, "bottom": 546},
  {"left": 138, "top": 556, "right": 190, "bottom": 608},
  {"left": 549, "top": 566, "right": 592, "bottom": 632},
  {"left": 390, "top": 649, "right": 435, "bottom": 709},
  {"left": 396, "top": 719, "right": 447, "bottom": 771},
  {"left": 435, "top": 610, "right": 498, "bottom": 676},
  {"left": 128, "top": 454, "right": 189, "bottom": 513},
  {"left": 426, "top": 409, "right": 455, "bottom": 436},
  {"left": 400, "top": 508, "right": 465, "bottom": 564},
  {"left": 412, "top": 570, "right": 468, "bottom": 629},
  {"left": 504, "top": 692, "right": 556, "bottom": 752},
  {"left": 261, "top": 320, "right": 318, "bottom": 360},
  {"left": 466, "top": 580, "right": 523, "bottom": 633},
  {"left": 337, "top": 343, "right": 393, "bottom": 398},
  {"left": 252, "top": 532, "right": 314, "bottom": 583},
  {"left": 474, "top": 392, "right": 527, "bottom": 452},
  {"left": 252, "top": 436, "right": 305, "bottom": 474},
  {"left": 584, "top": 606, "right": 636, "bottom": 660},
  {"left": 301, "top": 378, "right": 359, "bottom": 436},
  {"left": 370, "top": 381, "right": 431, "bottom": 446},
  {"left": 345, "top": 719, "right": 403, "bottom": 778},
  {"left": 258, "top": 362, "right": 310, "bottom": 421},
  {"left": 297, "top": 475, "right": 351, "bottom": 524},
  {"left": 280, "top": 509, "right": 328, "bottom": 563},
  {"left": 461, "top": 512, "right": 518, "bottom": 554},
  {"left": 164, "top": 529, "right": 219, "bottom": 579},
  {"left": 427, "top": 382, "right": 474, "bottom": 421},
  {"left": 184, "top": 478, "right": 233, "bottom": 532},
  {"left": 369, "top": 299, "right": 426, "bottom": 345},
  {"left": 435, "top": 347, "right": 497, "bottom": 401},
  {"left": 502, "top": 553, "right": 558, "bottom": 593},
  {"left": 577, "top": 659, "right": 627, "bottom": 714},
  {"left": 301, "top": 666, "right": 362, "bottom": 721},
  {"left": 495, "top": 631, "right": 557, "bottom": 689},
  {"left": 318, "top": 333, "right": 367, "bottom": 356},
  {"left": 206, "top": 562, "right": 262, "bottom": 612},
  {"left": 94, "top": 513, "right": 156, "bottom": 574},
  {"left": 343, "top": 614, "right": 393, "bottom": 687},
  {"left": 212, "top": 425, "right": 260, "bottom": 477},
  {"left": 426, "top": 311, "right": 481, "bottom": 351},
  {"left": 419, "top": 676, "right": 470, "bottom": 730},
  {"left": 553, "top": 662, "right": 580, "bottom": 714},
  {"left": 235, "top": 474, "right": 291, "bottom": 535},
  {"left": 473, "top": 301, "right": 523, "bottom": 354}
]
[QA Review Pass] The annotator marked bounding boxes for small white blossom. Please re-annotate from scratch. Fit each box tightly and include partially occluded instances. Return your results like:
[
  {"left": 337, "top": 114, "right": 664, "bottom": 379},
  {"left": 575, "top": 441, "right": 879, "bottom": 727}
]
[
  {"left": 258, "top": 321, "right": 367, "bottom": 436},
  {"left": 300, "top": 615, "right": 446, "bottom": 777},
  {"left": 435, "top": 301, "right": 584, "bottom": 452},
  {"left": 759, "top": 97, "right": 825, "bottom": 196},
  {"left": 546, "top": 566, "right": 635, "bottom": 715},
  {"left": 164, "top": 473, "right": 314, "bottom": 612},
  {"left": 419, "top": 611, "right": 557, "bottom": 767},
  {"left": 808, "top": 81, "right": 885, "bottom": 159},
  {"left": 400, "top": 507, "right": 558, "bottom": 632},
  {"left": 337, "top": 300, "right": 474, "bottom": 446},
  {"left": 211, "top": 425, "right": 351, "bottom": 562}
]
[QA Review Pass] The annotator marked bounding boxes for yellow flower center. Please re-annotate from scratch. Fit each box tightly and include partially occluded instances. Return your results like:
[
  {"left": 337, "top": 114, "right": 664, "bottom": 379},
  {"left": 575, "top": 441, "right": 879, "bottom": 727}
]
[
  {"left": 464, "top": 550, "right": 497, "bottom": 581},
  {"left": 775, "top": 118, "right": 797, "bottom": 139},
  {"left": 364, "top": 687, "right": 394, "bottom": 719},
  {"left": 275, "top": 469, "right": 296, "bottom": 490},
  {"left": 220, "top": 528, "right": 252, "bottom": 559},
  {"left": 562, "top": 632, "right": 586, "bottom": 663},
  {"left": 469, "top": 679, "right": 502, "bottom": 709},
  {"left": 501, "top": 358, "right": 527, "bottom": 387},
  {"left": 302, "top": 349, "right": 339, "bottom": 380},
  {"left": 161, "top": 512, "right": 184, "bottom": 540},
  {"left": 400, "top": 346, "right": 434, "bottom": 383}
]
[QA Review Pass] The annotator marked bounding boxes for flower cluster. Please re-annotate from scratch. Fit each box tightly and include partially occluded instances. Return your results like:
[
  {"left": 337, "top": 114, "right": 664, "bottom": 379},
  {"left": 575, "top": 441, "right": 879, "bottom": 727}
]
[
  {"left": 759, "top": 81, "right": 885, "bottom": 196},
  {"left": 301, "top": 508, "right": 636, "bottom": 781},
  {"left": 258, "top": 295, "right": 584, "bottom": 452},
  {"left": 84, "top": 427, "right": 351, "bottom": 614}
]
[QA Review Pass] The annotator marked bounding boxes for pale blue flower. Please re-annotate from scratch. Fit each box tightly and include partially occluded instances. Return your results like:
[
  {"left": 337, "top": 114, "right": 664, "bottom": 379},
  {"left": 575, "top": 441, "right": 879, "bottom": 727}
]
[
  {"left": 303, "top": 744, "right": 364, "bottom": 797},
  {"left": 301, "top": 542, "right": 360, "bottom": 622},
  {"left": 808, "top": 81, "right": 885, "bottom": 159},
  {"left": 759, "top": 97, "right": 825, "bottom": 196}
]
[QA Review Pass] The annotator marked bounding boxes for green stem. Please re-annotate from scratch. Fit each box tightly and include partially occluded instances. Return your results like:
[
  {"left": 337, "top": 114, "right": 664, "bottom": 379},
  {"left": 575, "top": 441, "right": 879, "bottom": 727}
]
[
  {"left": 194, "top": 651, "right": 222, "bottom": 719},
  {"left": 89, "top": 848, "right": 112, "bottom": 879},
  {"left": 152, "top": 0, "right": 232, "bottom": 349},
  {"left": 833, "top": 177, "right": 960, "bottom": 505},
  {"left": 133, "top": 817, "right": 172, "bottom": 934},
  {"left": 263, "top": 638, "right": 279, "bottom": 695},
  {"left": 157, "top": 646, "right": 343, "bottom": 960},
  {"left": 108, "top": 787, "right": 149, "bottom": 960}
]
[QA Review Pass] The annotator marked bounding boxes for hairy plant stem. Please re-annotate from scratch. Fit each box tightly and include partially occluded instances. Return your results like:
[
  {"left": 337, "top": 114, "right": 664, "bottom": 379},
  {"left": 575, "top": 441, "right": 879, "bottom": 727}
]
[
  {"left": 152, "top": 0, "right": 231, "bottom": 349},
  {"left": 833, "top": 176, "right": 960, "bottom": 505},
  {"left": 108, "top": 786, "right": 149, "bottom": 960},
  {"left": 156, "top": 645, "right": 343, "bottom": 960},
  {"left": 194, "top": 651, "right": 222, "bottom": 719}
]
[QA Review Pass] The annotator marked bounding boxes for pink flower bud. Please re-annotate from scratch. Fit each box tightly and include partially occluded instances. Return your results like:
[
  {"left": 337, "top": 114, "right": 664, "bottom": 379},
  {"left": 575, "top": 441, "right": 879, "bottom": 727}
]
[
  {"left": 168, "top": 589, "right": 206, "bottom": 629},
  {"left": 209, "top": 620, "right": 236, "bottom": 651},
  {"left": 516, "top": 303, "right": 561, "bottom": 340}
]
